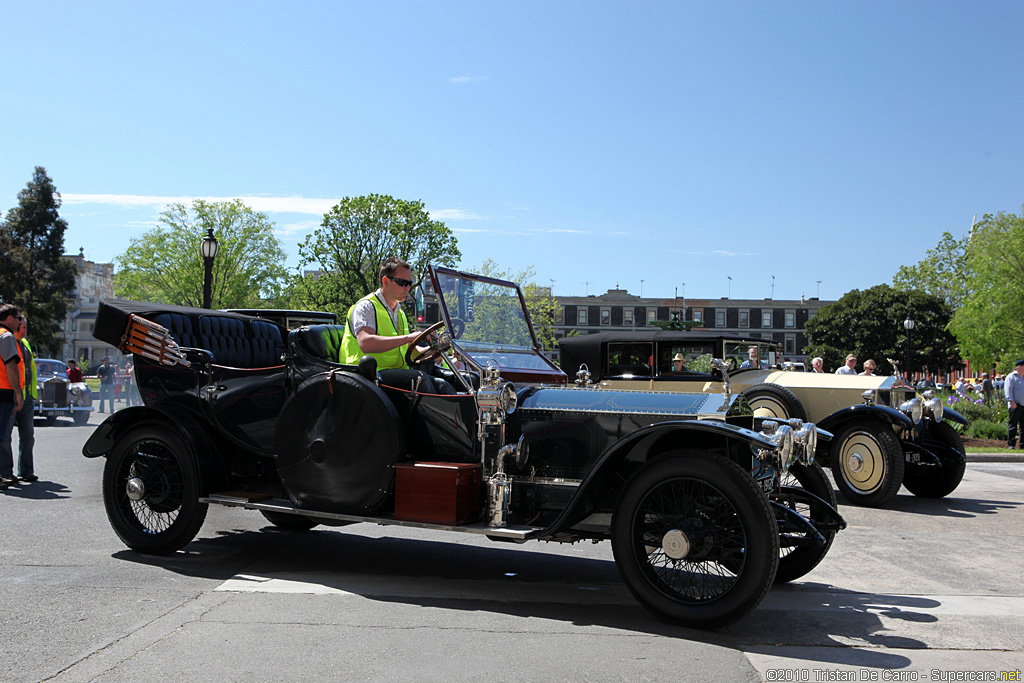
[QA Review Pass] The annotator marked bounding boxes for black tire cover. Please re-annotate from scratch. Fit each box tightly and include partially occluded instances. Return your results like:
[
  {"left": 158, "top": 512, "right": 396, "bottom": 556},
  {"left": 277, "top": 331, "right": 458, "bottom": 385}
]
[{"left": 274, "top": 371, "right": 404, "bottom": 513}]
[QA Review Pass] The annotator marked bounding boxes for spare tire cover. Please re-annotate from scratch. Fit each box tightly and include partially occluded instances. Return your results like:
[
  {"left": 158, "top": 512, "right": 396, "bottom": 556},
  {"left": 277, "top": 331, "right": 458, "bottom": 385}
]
[{"left": 274, "top": 371, "right": 404, "bottom": 513}]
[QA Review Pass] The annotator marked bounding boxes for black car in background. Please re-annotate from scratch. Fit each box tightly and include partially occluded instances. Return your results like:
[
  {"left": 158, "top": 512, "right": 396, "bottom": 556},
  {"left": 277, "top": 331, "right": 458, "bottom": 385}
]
[{"left": 82, "top": 267, "right": 844, "bottom": 629}]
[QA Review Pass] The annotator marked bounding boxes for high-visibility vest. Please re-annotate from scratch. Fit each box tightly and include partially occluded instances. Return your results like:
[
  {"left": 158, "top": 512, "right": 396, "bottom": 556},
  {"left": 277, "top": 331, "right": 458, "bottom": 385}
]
[
  {"left": 0, "top": 328, "right": 23, "bottom": 392},
  {"left": 339, "top": 293, "right": 409, "bottom": 370},
  {"left": 22, "top": 338, "right": 36, "bottom": 399}
]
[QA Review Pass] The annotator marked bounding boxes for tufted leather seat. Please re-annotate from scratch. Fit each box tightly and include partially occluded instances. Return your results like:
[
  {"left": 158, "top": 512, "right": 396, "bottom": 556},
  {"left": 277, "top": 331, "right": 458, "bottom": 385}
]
[
  {"left": 150, "top": 311, "right": 285, "bottom": 368},
  {"left": 291, "top": 325, "right": 347, "bottom": 363}
]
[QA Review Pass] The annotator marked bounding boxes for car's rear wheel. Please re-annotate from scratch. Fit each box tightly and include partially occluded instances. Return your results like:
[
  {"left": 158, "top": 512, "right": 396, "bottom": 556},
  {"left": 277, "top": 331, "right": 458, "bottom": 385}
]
[
  {"left": 260, "top": 510, "right": 319, "bottom": 531},
  {"left": 741, "top": 383, "right": 807, "bottom": 421},
  {"left": 611, "top": 452, "right": 778, "bottom": 629},
  {"left": 103, "top": 423, "right": 208, "bottom": 554},
  {"left": 902, "top": 421, "right": 966, "bottom": 498},
  {"left": 774, "top": 461, "right": 839, "bottom": 583},
  {"left": 830, "top": 419, "right": 904, "bottom": 507}
]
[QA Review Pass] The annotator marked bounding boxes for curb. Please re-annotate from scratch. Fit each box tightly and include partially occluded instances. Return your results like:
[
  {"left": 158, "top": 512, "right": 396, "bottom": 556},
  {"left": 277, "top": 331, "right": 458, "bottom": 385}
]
[{"left": 966, "top": 452, "right": 1024, "bottom": 463}]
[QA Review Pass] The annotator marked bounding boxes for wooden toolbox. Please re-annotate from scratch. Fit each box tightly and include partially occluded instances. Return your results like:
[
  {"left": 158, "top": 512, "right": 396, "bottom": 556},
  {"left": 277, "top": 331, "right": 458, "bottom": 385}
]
[{"left": 393, "top": 462, "right": 482, "bottom": 525}]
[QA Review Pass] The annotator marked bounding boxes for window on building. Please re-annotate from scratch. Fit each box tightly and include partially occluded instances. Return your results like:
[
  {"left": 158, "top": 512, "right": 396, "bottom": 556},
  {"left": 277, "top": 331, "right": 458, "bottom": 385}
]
[
  {"left": 762, "top": 311, "right": 772, "bottom": 328},
  {"left": 693, "top": 310, "right": 703, "bottom": 322},
  {"left": 555, "top": 307, "right": 564, "bottom": 325},
  {"left": 716, "top": 311, "right": 726, "bottom": 327},
  {"left": 601, "top": 308, "right": 611, "bottom": 325},
  {"left": 785, "top": 334, "right": 796, "bottom": 354},
  {"left": 739, "top": 310, "right": 749, "bottom": 328},
  {"left": 578, "top": 309, "right": 588, "bottom": 325},
  {"left": 623, "top": 308, "right": 634, "bottom": 325},
  {"left": 785, "top": 311, "right": 795, "bottom": 328},
  {"left": 647, "top": 309, "right": 657, "bottom": 325}
]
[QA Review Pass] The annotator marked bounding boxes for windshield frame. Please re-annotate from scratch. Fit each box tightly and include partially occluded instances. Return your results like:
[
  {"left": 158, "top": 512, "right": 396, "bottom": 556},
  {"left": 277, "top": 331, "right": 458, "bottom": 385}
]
[{"left": 428, "top": 266, "right": 566, "bottom": 384}]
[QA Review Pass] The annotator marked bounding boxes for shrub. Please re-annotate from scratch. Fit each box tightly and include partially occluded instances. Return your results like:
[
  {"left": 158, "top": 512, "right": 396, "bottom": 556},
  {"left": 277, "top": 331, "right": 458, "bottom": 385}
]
[{"left": 965, "top": 419, "right": 1008, "bottom": 440}]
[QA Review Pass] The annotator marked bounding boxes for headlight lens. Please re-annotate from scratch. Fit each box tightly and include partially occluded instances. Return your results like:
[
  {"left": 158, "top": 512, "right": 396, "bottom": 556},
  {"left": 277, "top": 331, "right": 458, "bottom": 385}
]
[
  {"left": 899, "top": 398, "right": 924, "bottom": 424},
  {"left": 924, "top": 397, "right": 943, "bottom": 422},
  {"left": 70, "top": 385, "right": 82, "bottom": 396},
  {"left": 760, "top": 420, "right": 794, "bottom": 472}
]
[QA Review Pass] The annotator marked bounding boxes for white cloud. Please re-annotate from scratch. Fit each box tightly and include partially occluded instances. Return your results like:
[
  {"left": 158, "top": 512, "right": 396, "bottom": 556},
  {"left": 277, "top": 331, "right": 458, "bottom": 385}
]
[
  {"left": 449, "top": 74, "right": 487, "bottom": 84},
  {"left": 430, "top": 208, "right": 486, "bottom": 220}
]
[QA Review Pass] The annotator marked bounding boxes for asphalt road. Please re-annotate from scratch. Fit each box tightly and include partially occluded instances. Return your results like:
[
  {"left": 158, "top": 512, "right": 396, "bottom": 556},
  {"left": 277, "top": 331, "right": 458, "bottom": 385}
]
[{"left": 2, "top": 415, "right": 1022, "bottom": 682}]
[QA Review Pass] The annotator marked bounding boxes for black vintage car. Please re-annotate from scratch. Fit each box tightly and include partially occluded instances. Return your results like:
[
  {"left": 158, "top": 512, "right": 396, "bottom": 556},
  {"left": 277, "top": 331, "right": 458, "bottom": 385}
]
[{"left": 83, "top": 267, "right": 844, "bottom": 629}]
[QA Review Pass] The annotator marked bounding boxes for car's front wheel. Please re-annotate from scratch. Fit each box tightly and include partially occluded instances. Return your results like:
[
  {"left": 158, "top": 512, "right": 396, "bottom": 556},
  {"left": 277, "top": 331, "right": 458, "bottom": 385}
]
[
  {"left": 73, "top": 411, "right": 90, "bottom": 426},
  {"left": 611, "top": 452, "right": 778, "bottom": 629},
  {"left": 902, "top": 421, "right": 966, "bottom": 498},
  {"left": 830, "top": 419, "right": 904, "bottom": 507},
  {"left": 102, "top": 422, "right": 208, "bottom": 554},
  {"left": 774, "top": 461, "right": 840, "bottom": 583}
]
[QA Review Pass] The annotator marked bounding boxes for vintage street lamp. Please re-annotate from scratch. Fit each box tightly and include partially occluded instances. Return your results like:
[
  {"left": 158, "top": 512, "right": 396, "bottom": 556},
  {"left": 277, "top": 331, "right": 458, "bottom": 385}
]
[
  {"left": 903, "top": 314, "right": 915, "bottom": 380},
  {"left": 200, "top": 228, "right": 219, "bottom": 309}
]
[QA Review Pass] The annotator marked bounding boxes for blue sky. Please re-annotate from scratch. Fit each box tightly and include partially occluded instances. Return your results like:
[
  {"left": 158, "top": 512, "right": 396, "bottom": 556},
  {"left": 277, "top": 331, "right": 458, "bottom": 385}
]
[{"left": 3, "top": 1, "right": 1021, "bottom": 303}]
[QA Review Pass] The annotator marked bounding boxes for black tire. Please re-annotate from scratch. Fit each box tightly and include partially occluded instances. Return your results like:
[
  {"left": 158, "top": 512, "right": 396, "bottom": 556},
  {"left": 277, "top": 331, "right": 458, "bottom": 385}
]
[
  {"left": 774, "top": 461, "right": 838, "bottom": 583},
  {"left": 44, "top": 415, "right": 57, "bottom": 426},
  {"left": 902, "top": 421, "right": 966, "bottom": 498},
  {"left": 260, "top": 510, "right": 319, "bottom": 531},
  {"left": 830, "top": 419, "right": 904, "bottom": 507},
  {"left": 741, "top": 383, "right": 807, "bottom": 421},
  {"left": 611, "top": 452, "right": 779, "bottom": 629},
  {"left": 73, "top": 411, "right": 90, "bottom": 426},
  {"left": 102, "top": 422, "right": 208, "bottom": 554}
]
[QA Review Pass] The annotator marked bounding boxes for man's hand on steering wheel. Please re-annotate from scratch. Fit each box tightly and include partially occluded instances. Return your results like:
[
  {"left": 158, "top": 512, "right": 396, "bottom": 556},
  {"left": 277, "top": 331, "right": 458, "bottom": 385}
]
[{"left": 405, "top": 320, "right": 453, "bottom": 366}]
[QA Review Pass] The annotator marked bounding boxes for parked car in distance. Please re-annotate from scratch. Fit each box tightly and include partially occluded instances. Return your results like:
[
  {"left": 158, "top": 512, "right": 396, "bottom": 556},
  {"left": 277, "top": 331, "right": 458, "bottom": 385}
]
[
  {"left": 558, "top": 331, "right": 968, "bottom": 508},
  {"left": 35, "top": 358, "right": 94, "bottom": 425},
  {"left": 82, "top": 271, "right": 844, "bottom": 629}
]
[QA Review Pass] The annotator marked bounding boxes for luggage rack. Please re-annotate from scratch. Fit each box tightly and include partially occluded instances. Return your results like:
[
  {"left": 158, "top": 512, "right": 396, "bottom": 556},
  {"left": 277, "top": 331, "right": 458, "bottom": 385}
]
[{"left": 201, "top": 493, "right": 538, "bottom": 541}]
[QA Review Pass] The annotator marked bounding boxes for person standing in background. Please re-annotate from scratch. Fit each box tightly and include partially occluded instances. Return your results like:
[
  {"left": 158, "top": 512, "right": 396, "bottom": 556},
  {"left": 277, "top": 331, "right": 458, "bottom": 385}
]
[
  {"left": 0, "top": 304, "right": 25, "bottom": 489},
  {"left": 6, "top": 316, "right": 37, "bottom": 482},
  {"left": 96, "top": 356, "right": 115, "bottom": 413}
]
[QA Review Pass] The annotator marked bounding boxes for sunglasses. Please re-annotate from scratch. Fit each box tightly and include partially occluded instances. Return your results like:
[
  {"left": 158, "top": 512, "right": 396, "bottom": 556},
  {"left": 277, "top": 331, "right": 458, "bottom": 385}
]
[{"left": 388, "top": 276, "right": 415, "bottom": 288}]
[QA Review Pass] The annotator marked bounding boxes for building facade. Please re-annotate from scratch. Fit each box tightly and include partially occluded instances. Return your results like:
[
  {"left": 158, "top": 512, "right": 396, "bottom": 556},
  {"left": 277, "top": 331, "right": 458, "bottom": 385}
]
[
  {"left": 61, "top": 249, "right": 120, "bottom": 367},
  {"left": 552, "top": 288, "right": 833, "bottom": 363}
]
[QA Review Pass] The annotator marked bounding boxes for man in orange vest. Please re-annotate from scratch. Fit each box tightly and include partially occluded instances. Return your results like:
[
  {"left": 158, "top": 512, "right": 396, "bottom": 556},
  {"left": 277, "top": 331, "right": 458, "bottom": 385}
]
[{"left": 0, "top": 304, "right": 25, "bottom": 489}]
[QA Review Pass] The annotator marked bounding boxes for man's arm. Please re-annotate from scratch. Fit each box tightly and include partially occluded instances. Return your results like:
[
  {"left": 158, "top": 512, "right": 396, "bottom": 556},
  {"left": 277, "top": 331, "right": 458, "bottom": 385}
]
[
  {"left": 354, "top": 327, "right": 421, "bottom": 354},
  {"left": 5, "top": 360, "right": 22, "bottom": 412}
]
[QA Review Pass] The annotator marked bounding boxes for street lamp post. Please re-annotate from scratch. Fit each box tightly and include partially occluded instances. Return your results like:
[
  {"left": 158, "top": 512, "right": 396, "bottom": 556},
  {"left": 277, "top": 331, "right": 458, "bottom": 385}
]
[
  {"left": 200, "top": 228, "right": 219, "bottom": 309},
  {"left": 903, "top": 314, "right": 915, "bottom": 381}
]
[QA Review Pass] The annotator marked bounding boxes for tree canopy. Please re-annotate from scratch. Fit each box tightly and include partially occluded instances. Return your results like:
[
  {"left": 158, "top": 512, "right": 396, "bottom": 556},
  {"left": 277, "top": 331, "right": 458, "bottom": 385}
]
[
  {"left": 892, "top": 231, "right": 970, "bottom": 309},
  {"left": 948, "top": 207, "right": 1024, "bottom": 370},
  {"left": 804, "top": 284, "right": 958, "bottom": 376},
  {"left": 115, "top": 199, "right": 288, "bottom": 308},
  {"left": 292, "top": 194, "right": 460, "bottom": 316},
  {"left": 470, "top": 260, "right": 559, "bottom": 350},
  {"left": 0, "top": 166, "right": 77, "bottom": 356}
]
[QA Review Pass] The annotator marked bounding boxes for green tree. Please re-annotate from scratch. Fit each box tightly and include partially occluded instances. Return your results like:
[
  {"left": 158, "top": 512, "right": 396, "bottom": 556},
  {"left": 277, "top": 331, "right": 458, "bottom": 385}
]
[
  {"left": 949, "top": 207, "right": 1024, "bottom": 370},
  {"left": 115, "top": 199, "right": 288, "bottom": 308},
  {"left": 0, "top": 166, "right": 77, "bottom": 355},
  {"left": 470, "top": 260, "right": 559, "bottom": 350},
  {"left": 804, "top": 284, "right": 958, "bottom": 376},
  {"left": 293, "top": 194, "right": 460, "bottom": 316},
  {"left": 892, "top": 231, "right": 970, "bottom": 309}
]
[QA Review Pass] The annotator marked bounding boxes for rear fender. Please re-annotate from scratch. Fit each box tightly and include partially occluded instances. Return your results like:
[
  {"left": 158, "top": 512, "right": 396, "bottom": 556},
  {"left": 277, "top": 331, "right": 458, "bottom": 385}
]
[
  {"left": 82, "top": 405, "right": 222, "bottom": 470},
  {"left": 528, "top": 420, "right": 776, "bottom": 540}
]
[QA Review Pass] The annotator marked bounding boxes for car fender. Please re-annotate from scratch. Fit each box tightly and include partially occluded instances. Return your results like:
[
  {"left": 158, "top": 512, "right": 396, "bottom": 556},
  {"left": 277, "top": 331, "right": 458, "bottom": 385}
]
[
  {"left": 527, "top": 419, "right": 776, "bottom": 540},
  {"left": 82, "top": 405, "right": 220, "bottom": 465},
  {"left": 942, "top": 407, "right": 967, "bottom": 427},
  {"left": 814, "top": 404, "right": 914, "bottom": 435}
]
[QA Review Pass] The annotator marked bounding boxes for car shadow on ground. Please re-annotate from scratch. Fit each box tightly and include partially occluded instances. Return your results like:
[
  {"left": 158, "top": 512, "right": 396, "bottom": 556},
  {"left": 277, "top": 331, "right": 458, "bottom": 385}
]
[
  {"left": 112, "top": 525, "right": 924, "bottom": 668},
  {"left": 835, "top": 492, "right": 1020, "bottom": 518}
]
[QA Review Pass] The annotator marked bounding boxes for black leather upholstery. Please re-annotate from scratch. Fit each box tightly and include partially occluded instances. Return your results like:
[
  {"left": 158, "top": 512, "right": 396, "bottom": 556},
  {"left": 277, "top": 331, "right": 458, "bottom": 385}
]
[
  {"left": 292, "top": 325, "right": 347, "bottom": 363},
  {"left": 150, "top": 311, "right": 285, "bottom": 368}
]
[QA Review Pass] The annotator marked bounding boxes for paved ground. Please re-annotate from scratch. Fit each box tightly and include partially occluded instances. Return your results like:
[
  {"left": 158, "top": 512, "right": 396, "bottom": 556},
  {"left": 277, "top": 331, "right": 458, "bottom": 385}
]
[{"left": 1, "top": 418, "right": 1021, "bottom": 682}]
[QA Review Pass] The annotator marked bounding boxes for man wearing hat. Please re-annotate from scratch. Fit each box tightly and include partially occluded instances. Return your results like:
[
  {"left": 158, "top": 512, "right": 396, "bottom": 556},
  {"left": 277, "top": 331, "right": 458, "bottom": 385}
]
[
  {"left": 1004, "top": 359, "right": 1024, "bottom": 448},
  {"left": 670, "top": 353, "right": 686, "bottom": 373},
  {"left": 835, "top": 354, "right": 857, "bottom": 375}
]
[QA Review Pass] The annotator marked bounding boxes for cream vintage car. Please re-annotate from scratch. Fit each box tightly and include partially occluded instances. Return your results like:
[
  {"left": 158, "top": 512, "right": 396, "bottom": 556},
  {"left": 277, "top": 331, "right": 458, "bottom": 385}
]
[{"left": 558, "top": 331, "right": 968, "bottom": 508}]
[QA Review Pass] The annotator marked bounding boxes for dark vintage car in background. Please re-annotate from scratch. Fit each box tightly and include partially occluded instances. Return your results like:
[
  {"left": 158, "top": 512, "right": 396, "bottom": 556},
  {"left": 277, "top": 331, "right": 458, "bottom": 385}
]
[
  {"left": 82, "top": 267, "right": 845, "bottom": 629},
  {"left": 559, "top": 332, "right": 968, "bottom": 508},
  {"left": 35, "top": 358, "right": 93, "bottom": 426}
]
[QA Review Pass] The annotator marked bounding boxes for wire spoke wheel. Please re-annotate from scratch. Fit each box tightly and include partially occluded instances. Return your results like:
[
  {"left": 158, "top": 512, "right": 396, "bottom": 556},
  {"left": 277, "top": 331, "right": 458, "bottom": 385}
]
[
  {"left": 103, "top": 423, "right": 208, "bottom": 554},
  {"left": 612, "top": 452, "right": 778, "bottom": 629},
  {"left": 774, "top": 461, "right": 838, "bottom": 583}
]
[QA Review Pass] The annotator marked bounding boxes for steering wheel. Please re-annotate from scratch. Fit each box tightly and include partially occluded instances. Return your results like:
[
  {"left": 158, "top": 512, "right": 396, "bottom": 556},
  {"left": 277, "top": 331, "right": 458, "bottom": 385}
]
[{"left": 405, "top": 320, "right": 454, "bottom": 366}]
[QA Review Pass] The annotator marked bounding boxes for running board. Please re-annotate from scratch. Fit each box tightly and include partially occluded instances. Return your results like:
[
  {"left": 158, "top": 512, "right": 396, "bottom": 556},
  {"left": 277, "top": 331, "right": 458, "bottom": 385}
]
[{"left": 200, "top": 493, "right": 538, "bottom": 541}]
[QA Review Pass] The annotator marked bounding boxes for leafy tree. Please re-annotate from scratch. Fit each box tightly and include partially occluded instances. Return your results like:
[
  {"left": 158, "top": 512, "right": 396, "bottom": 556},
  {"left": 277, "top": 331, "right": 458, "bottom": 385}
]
[
  {"left": 892, "top": 231, "right": 970, "bottom": 309},
  {"left": 804, "top": 284, "right": 958, "bottom": 376},
  {"left": 293, "top": 194, "right": 460, "bottom": 316},
  {"left": 471, "top": 260, "right": 559, "bottom": 350},
  {"left": 0, "top": 166, "right": 77, "bottom": 356},
  {"left": 949, "top": 207, "right": 1024, "bottom": 370},
  {"left": 115, "top": 199, "right": 288, "bottom": 308}
]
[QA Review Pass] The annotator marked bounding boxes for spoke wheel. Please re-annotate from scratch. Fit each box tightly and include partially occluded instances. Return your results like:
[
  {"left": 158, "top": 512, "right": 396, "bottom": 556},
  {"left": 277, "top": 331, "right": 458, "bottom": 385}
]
[
  {"left": 902, "top": 421, "right": 966, "bottom": 498},
  {"left": 774, "top": 461, "right": 838, "bottom": 583},
  {"left": 612, "top": 452, "right": 778, "bottom": 629},
  {"left": 103, "top": 423, "right": 208, "bottom": 554},
  {"left": 830, "top": 419, "right": 903, "bottom": 507}
]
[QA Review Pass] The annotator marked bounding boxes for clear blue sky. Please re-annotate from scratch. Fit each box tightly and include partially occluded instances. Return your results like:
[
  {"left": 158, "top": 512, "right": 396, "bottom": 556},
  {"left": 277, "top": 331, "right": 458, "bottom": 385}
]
[{"left": 3, "top": 1, "right": 1021, "bottom": 303}]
